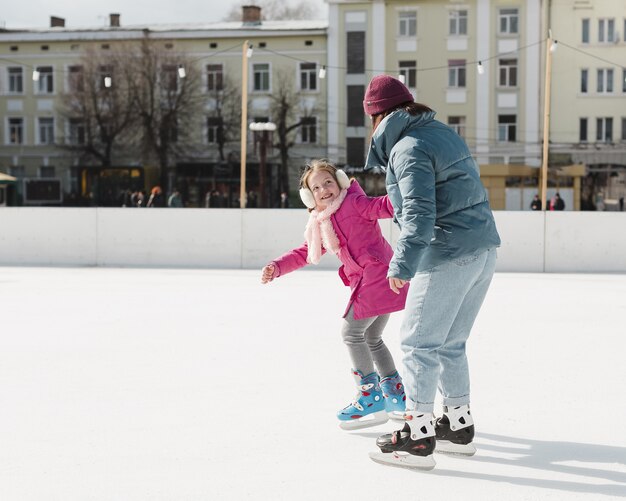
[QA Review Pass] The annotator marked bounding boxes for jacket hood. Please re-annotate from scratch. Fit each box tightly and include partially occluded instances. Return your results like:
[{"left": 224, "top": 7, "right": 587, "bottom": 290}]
[{"left": 365, "top": 110, "right": 436, "bottom": 172}]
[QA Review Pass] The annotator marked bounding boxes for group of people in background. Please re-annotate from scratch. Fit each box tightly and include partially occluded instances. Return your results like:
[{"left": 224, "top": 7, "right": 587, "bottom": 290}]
[
  {"left": 530, "top": 192, "right": 565, "bottom": 211},
  {"left": 121, "top": 186, "right": 183, "bottom": 208}
]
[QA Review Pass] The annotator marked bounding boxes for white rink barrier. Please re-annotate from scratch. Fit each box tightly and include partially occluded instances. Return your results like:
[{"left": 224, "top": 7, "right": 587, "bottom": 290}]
[{"left": 1, "top": 208, "right": 625, "bottom": 272}]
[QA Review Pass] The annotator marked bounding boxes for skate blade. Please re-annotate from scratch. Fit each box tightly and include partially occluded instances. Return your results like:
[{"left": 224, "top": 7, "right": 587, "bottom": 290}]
[
  {"left": 369, "top": 451, "right": 436, "bottom": 471},
  {"left": 387, "top": 410, "right": 405, "bottom": 422},
  {"left": 435, "top": 440, "right": 476, "bottom": 456},
  {"left": 339, "top": 411, "right": 389, "bottom": 431}
]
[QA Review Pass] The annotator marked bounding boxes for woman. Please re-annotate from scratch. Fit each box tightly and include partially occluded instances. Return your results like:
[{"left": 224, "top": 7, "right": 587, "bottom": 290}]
[{"left": 363, "top": 75, "right": 501, "bottom": 470}]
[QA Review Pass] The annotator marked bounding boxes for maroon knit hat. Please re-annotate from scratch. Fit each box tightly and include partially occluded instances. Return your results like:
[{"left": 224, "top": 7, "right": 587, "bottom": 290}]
[{"left": 363, "top": 75, "right": 414, "bottom": 115}]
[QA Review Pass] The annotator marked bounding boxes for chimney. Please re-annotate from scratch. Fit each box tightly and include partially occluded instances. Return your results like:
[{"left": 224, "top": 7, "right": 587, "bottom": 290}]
[
  {"left": 50, "top": 16, "right": 65, "bottom": 28},
  {"left": 109, "top": 13, "right": 120, "bottom": 27},
  {"left": 242, "top": 5, "right": 262, "bottom": 25}
]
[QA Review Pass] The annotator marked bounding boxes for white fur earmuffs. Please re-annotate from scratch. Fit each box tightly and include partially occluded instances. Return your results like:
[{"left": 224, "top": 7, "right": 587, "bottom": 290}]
[{"left": 299, "top": 169, "right": 350, "bottom": 209}]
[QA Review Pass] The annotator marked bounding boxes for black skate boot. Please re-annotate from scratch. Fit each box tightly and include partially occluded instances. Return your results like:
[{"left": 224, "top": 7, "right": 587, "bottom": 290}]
[
  {"left": 368, "top": 412, "right": 436, "bottom": 470},
  {"left": 435, "top": 405, "right": 476, "bottom": 456}
]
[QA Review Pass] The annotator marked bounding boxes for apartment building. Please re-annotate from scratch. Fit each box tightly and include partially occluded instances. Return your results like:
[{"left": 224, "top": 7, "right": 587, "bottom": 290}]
[
  {"left": 0, "top": 8, "right": 327, "bottom": 207},
  {"left": 327, "top": 0, "right": 595, "bottom": 209},
  {"left": 548, "top": 0, "right": 626, "bottom": 210}
]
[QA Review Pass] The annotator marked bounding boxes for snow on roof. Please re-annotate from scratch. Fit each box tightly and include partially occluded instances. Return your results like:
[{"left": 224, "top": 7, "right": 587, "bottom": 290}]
[{"left": 0, "top": 19, "right": 328, "bottom": 35}]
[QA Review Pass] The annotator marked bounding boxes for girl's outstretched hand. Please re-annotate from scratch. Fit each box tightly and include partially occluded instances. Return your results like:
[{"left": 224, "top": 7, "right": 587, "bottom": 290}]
[
  {"left": 261, "top": 264, "right": 276, "bottom": 284},
  {"left": 389, "top": 277, "right": 407, "bottom": 294}
]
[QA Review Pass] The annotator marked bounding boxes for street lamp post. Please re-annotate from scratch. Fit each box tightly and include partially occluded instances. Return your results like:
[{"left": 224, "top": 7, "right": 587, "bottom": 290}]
[
  {"left": 249, "top": 122, "right": 276, "bottom": 208},
  {"left": 240, "top": 41, "right": 252, "bottom": 208}
]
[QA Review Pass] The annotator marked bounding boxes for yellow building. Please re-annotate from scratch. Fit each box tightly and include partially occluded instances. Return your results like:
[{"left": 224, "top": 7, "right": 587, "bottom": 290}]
[{"left": 0, "top": 8, "right": 327, "bottom": 207}]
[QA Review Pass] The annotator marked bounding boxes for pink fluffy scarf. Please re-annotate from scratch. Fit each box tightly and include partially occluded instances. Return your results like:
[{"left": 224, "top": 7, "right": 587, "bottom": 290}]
[{"left": 304, "top": 189, "right": 348, "bottom": 264}]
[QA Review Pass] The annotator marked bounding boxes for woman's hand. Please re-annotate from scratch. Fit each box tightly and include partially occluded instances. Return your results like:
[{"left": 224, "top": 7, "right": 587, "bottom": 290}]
[
  {"left": 389, "top": 277, "right": 407, "bottom": 294},
  {"left": 261, "top": 264, "right": 276, "bottom": 284}
]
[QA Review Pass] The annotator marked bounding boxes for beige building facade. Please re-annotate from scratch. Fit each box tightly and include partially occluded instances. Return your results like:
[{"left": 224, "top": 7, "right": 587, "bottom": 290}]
[{"left": 0, "top": 9, "right": 327, "bottom": 207}]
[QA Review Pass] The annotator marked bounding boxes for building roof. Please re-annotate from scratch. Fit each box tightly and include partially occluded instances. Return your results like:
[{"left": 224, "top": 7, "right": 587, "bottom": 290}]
[{"left": 0, "top": 20, "right": 328, "bottom": 42}]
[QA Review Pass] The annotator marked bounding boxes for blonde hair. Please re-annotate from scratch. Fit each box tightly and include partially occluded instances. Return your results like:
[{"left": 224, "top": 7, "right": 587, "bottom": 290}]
[{"left": 300, "top": 159, "right": 340, "bottom": 190}]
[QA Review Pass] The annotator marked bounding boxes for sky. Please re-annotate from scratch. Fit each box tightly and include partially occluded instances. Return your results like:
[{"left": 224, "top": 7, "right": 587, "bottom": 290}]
[
  {"left": 1, "top": 267, "right": 625, "bottom": 500},
  {"left": 0, "top": 0, "right": 328, "bottom": 29}
]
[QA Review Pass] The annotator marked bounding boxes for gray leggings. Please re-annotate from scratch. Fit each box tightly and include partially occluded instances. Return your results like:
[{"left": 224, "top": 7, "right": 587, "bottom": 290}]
[{"left": 341, "top": 306, "right": 397, "bottom": 378}]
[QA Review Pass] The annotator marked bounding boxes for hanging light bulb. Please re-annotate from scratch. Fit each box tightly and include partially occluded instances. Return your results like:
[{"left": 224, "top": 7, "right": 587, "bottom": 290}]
[
  {"left": 550, "top": 40, "right": 558, "bottom": 52},
  {"left": 398, "top": 74, "right": 406, "bottom": 84},
  {"left": 32, "top": 69, "right": 40, "bottom": 81},
  {"left": 104, "top": 76, "right": 112, "bottom": 88},
  {"left": 246, "top": 44, "right": 254, "bottom": 58},
  {"left": 477, "top": 61, "right": 485, "bottom": 75},
  {"left": 177, "top": 65, "right": 186, "bottom": 78},
  {"left": 318, "top": 65, "right": 326, "bottom": 79}
]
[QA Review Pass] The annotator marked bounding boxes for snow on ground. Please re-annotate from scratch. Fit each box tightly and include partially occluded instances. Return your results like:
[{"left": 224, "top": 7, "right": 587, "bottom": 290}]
[{"left": 0, "top": 267, "right": 625, "bottom": 500}]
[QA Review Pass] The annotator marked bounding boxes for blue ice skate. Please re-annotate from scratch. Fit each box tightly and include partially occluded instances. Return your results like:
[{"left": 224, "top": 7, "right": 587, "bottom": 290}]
[
  {"left": 380, "top": 371, "right": 406, "bottom": 421},
  {"left": 337, "top": 370, "right": 388, "bottom": 430}
]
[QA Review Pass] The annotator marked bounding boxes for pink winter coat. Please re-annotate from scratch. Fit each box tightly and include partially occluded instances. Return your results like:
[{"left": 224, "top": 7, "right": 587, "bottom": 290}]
[{"left": 272, "top": 180, "right": 408, "bottom": 320}]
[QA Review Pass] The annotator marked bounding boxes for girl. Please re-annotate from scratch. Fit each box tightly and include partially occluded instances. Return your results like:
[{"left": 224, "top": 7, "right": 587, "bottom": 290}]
[{"left": 261, "top": 160, "right": 407, "bottom": 431}]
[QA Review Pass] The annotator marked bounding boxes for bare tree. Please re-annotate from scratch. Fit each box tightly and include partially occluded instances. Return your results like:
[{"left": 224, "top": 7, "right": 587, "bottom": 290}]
[
  {"left": 270, "top": 70, "right": 318, "bottom": 195},
  {"left": 206, "top": 74, "right": 241, "bottom": 162},
  {"left": 129, "top": 38, "right": 204, "bottom": 191},
  {"left": 58, "top": 46, "right": 139, "bottom": 167},
  {"left": 223, "top": 0, "right": 318, "bottom": 21}
]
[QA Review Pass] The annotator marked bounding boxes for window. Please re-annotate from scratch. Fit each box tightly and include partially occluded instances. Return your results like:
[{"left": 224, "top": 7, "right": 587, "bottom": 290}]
[
  {"left": 498, "top": 58, "right": 517, "bottom": 87},
  {"left": 8, "top": 118, "right": 24, "bottom": 144},
  {"left": 206, "top": 116, "right": 223, "bottom": 144},
  {"left": 596, "top": 117, "right": 613, "bottom": 142},
  {"left": 623, "top": 69, "right": 626, "bottom": 93},
  {"left": 9, "top": 166, "right": 25, "bottom": 178},
  {"left": 300, "top": 116, "right": 317, "bottom": 143},
  {"left": 622, "top": 117, "right": 626, "bottom": 141},
  {"left": 36, "top": 66, "right": 54, "bottom": 94},
  {"left": 597, "top": 69, "right": 614, "bottom": 93},
  {"left": 598, "top": 19, "right": 616, "bottom": 42},
  {"left": 39, "top": 166, "right": 56, "bottom": 178},
  {"left": 206, "top": 64, "right": 223, "bottom": 91},
  {"left": 161, "top": 64, "right": 179, "bottom": 92},
  {"left": 98, "top": 65, "right": 113, "bottom": 90},
  {"left": 347, "top": 32, "right": 365, "bottom": 74},
  {"left": 399, "top": 61, "right": 416, "bottom": 88},
  {"left": 579, "top": 118, "right": 588, "bottom": 142},
  {"left": 300, "top": 62, "right": 317, "bottom": 91},
  {"left": 8, "top": 67, "right": 23, "bottom": 93},
  {"left": 347, "top": 85, "right": 365, "bottom": 126},
  {"left": 499, "top": 8, "right": 518, "bottom": 34},
  {"left": 582, "top": 19, "right": 590, "bottom": 43},
  {"left": 448, "top": 60, "right": 466, "bottom": 88},
  {"left": 449, "top": 10, "right": 467, "bottom": 35},
  {"left": 448, "top": 116, "right": 466, "bottom": 138},
  {"left": 498, "top": 114, "right": 517, "bottom": 142},
  {"left": 346, "top": 137, "right": 365, "bottom": 166},
  {"left": 581, "top": 69, "right": 588, "bottom": 93},
  {"left": 253, "top": 63, "right": 270, "bottom": 91},
  {"left": 38, "top": 117, "right": 54, "bottom": 145},
  {"left": 69, "top": 118, "right": 85, "bottom": 145},
  {"left": 398, "top": 11, "right": 417, "bottom": 37},
  {"left": 68, "top": 65, "right": 84, "bottom": 92}
]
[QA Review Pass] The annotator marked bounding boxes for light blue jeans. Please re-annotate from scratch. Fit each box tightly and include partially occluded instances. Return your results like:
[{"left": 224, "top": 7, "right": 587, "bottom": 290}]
[{"left": 400, "top": 248, "right": 497, "bottom": 413}]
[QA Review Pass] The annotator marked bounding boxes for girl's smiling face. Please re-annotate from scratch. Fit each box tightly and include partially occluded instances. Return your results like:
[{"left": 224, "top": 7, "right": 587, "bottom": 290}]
[{"left": 307, "top": 170, "right": 340, "bottom": 211}]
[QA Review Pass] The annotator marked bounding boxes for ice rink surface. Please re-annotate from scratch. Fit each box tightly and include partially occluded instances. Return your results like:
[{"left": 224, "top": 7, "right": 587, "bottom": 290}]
[{"left": 1, "top": 266, "right": 625, "bottom": 501}]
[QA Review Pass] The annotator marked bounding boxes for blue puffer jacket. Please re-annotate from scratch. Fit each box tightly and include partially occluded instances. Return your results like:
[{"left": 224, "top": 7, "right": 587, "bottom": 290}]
[{"left": 365, "top": 109, "right": 501, "bottom": 280}]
